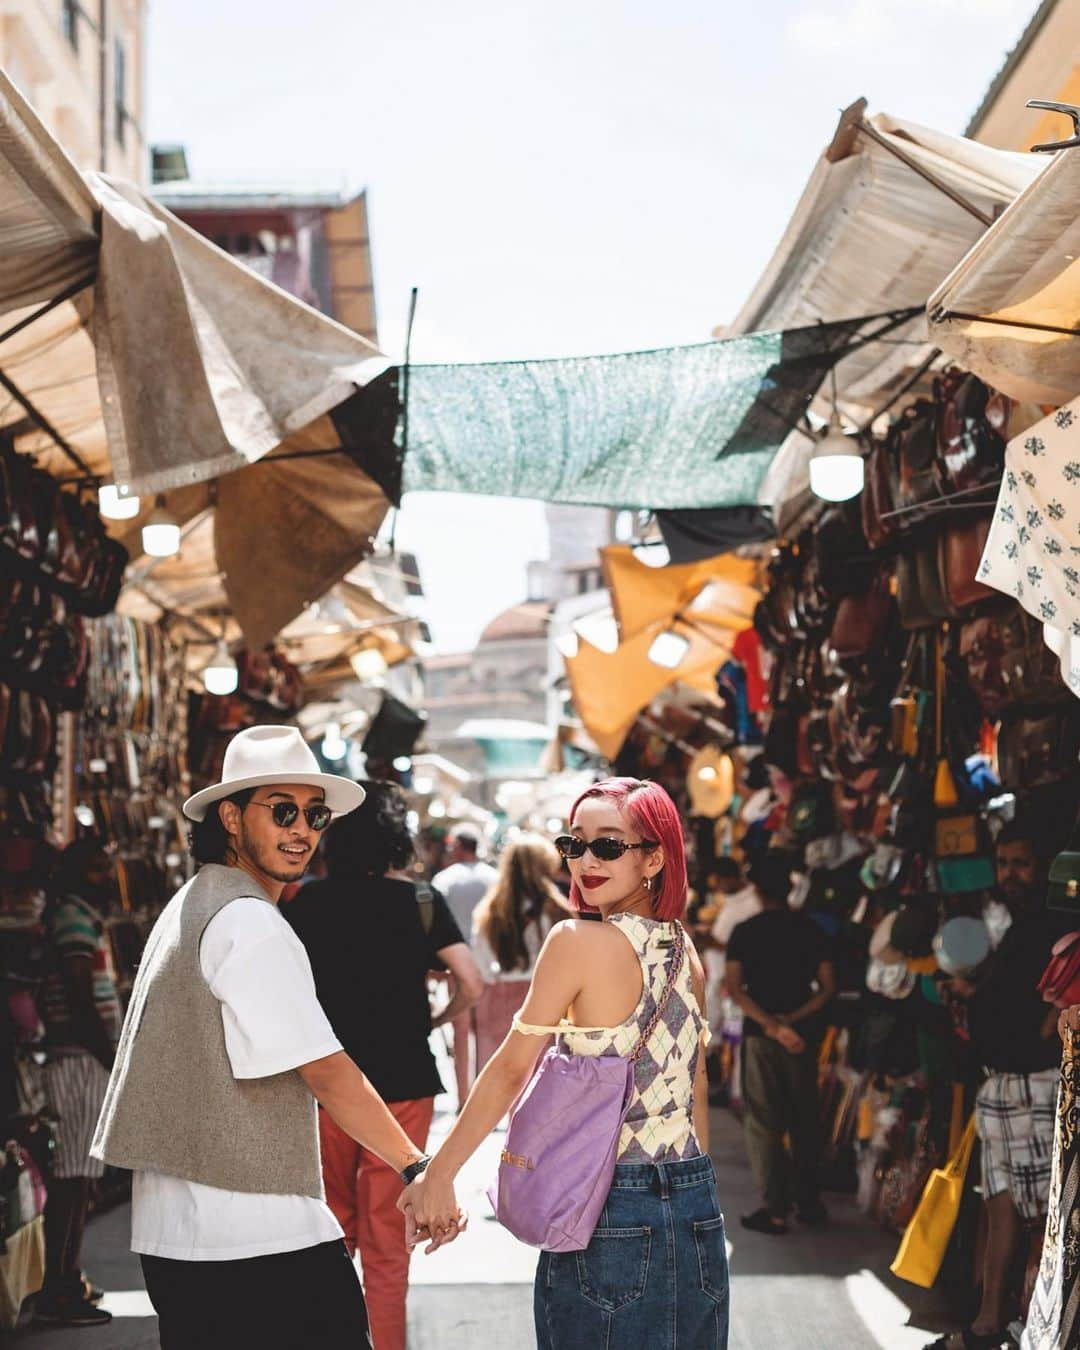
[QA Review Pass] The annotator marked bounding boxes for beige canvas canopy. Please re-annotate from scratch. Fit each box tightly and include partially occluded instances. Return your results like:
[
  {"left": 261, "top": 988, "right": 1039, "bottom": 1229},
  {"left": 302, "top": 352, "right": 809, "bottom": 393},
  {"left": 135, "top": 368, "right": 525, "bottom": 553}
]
[
  {"left": 0, "top": 67, "right": 399, "bottom": 659},
  {"left": 730, "top": 101, "right": 1043, "bottom": 512},
  {"left": 928, "top": 144, "right": 1080, "bottom": 405}
]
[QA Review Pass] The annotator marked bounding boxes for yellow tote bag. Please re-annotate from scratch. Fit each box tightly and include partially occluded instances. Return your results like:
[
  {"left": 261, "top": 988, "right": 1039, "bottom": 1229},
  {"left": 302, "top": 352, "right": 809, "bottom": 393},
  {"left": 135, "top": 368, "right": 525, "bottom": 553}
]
[{"left": 890, "top": 1115, "right": 976, "bottom": 1289}]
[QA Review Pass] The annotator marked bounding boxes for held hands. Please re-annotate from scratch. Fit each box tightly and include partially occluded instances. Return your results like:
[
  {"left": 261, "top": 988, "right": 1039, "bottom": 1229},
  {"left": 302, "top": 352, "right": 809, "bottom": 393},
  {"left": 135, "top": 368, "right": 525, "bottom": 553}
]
[{"left": 397, "top": 1166, "right": 468, "bottom": 1255}]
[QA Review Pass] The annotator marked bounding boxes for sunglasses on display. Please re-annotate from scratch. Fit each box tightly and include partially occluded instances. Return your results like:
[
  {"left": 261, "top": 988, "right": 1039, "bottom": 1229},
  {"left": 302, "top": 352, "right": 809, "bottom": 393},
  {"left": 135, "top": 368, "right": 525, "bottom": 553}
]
[
  {"left": 248, "top": 801, "right": 333, "bottom": 831},
  {"left": 554, "top": 835, "right": 658, "bottom": 862}
]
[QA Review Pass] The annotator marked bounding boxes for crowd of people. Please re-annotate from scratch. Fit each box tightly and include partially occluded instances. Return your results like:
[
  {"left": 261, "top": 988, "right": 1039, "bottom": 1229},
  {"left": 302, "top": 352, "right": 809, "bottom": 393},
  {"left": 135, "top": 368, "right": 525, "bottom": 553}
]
[
  {"left": 686, "top": 819, "right": 1075, "bottom": 1350},
  {"left": 18, "top": 718, "right": 1080, "bottom": 1350}
]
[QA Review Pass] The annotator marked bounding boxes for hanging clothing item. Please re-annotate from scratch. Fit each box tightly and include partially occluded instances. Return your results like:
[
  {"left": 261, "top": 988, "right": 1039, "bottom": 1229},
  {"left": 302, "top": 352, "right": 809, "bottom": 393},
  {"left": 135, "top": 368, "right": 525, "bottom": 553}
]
[
  {"left": 979, "top": 398, "right": 1080, "bottom": 698},
  {"left": 1021, "top": 1033, "right": 1080, "bottom": 1350}
]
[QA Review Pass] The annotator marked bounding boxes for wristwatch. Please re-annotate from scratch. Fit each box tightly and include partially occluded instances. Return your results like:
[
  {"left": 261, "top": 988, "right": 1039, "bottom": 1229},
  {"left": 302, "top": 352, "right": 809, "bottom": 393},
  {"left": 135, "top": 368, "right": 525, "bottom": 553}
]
[{"left": 400, "top": 1154, "right": 432, "bottom": 1186}]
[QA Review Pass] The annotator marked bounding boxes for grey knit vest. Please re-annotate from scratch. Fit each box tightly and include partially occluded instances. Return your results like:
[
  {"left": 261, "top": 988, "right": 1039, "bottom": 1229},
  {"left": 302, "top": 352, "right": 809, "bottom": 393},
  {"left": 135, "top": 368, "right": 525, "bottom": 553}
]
[{"left": 91, "top": 864, "right": 323, "bottom": 1198}]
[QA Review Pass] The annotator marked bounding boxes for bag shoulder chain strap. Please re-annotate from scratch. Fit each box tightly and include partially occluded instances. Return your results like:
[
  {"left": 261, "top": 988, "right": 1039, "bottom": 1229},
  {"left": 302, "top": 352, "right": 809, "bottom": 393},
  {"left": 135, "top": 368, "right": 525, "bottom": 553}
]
[{"left": 628, "top": 923, "right": 687, "bottom": 1065}]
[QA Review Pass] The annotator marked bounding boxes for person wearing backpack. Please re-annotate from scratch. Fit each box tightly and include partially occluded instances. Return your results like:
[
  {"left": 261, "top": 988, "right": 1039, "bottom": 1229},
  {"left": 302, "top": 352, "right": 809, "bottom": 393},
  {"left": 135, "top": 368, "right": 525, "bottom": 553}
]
[
  {"left": 284, "top": 780, "right": 484, "bottom": 1350},
  {"left": 400, "top": 777, "right": 727, "bottom": 1349}
]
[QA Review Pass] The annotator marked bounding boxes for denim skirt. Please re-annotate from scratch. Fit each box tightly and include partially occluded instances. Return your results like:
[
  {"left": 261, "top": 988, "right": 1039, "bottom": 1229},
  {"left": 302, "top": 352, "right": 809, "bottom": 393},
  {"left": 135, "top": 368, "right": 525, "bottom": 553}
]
[{"left": 534, "top": 1153, "right": 729, "bottom": 1350}]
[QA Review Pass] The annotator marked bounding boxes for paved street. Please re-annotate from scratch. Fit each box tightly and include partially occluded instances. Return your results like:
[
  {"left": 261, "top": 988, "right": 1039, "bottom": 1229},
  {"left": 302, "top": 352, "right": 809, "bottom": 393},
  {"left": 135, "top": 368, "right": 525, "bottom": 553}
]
[{"left": 15, "top": 1106, "right": 955, "bottom": 1349}]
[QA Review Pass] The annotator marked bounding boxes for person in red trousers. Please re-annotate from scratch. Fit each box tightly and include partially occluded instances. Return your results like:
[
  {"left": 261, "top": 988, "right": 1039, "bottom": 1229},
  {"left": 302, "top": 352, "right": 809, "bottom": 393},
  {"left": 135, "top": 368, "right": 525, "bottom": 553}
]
[{"left": 285, "top": 782, "right": 483, "bottom": 1349}]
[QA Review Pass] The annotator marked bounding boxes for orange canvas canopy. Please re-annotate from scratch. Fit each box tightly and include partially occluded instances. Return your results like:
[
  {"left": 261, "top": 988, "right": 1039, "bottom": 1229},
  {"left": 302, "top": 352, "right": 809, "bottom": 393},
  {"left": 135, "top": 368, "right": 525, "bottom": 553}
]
[{"left": 601, "top": 545, "right": 760, "bottom": 641}]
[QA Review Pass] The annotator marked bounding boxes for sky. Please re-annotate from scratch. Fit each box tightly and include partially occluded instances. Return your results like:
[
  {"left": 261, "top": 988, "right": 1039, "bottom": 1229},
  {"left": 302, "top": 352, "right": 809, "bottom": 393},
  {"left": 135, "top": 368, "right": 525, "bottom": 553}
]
[{"left": 148, "top": 0, "right": 1038, "bottom": 650}]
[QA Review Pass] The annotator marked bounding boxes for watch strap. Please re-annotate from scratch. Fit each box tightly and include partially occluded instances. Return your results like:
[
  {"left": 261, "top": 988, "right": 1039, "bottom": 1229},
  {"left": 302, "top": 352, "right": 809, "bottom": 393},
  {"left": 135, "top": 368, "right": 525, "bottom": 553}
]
[{"left": 400, "top": 1154, "right": 432, "bottom": 1186}]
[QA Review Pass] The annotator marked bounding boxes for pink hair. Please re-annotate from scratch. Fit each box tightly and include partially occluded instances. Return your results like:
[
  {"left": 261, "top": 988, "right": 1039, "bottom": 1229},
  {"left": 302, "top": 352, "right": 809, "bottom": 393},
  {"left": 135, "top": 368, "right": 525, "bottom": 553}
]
[{"left": 566, "top": 777, "right": 688, "bottom": 921}]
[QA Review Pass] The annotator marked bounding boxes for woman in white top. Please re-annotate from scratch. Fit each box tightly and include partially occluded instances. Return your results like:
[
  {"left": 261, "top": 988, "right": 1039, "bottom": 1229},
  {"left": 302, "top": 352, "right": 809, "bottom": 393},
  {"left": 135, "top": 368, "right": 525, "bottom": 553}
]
[{"left": 471, "top": 834, "right": 567, "bottom": 1075}]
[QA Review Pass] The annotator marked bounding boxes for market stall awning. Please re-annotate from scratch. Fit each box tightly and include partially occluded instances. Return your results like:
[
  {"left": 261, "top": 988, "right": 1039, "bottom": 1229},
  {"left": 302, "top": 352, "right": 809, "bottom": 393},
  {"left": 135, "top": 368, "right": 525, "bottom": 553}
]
[
  {"left": 712, "top": 102, "right": 1043, "bottom": 522},
  {"left": 402, "top": 312, "right": 911, "bottom": 512},
  {"left": 601, "top": 545, "right": 760, "bottom": 642},
  {"left": 120, "top": 550, "right": 418, "bottom": 685},
  {"left": 928, "top": 142, "right": 1080, "bottom": 405},
  {"left": 731, "top": 102, "right": 1041, "bottom": 406},
  {"left": 0, "top": 67, "right": 398, "bottom": 650},
  {"left": 565, "top": 618, "right": 739, "bottom": 761}
]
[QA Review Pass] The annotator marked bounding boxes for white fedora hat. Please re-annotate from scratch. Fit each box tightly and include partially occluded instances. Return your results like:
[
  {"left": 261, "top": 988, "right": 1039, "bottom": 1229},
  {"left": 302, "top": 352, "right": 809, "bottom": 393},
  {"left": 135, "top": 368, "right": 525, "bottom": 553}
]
[{"left": 183, "top": 725, "right": 365, "bottom": 822}]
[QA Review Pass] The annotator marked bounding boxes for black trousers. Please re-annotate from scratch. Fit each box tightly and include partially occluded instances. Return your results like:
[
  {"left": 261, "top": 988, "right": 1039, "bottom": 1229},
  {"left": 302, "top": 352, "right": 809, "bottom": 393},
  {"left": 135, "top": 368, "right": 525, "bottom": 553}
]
[{"left": 141, "top": 1239, "right": 372, "bottom": 1350}]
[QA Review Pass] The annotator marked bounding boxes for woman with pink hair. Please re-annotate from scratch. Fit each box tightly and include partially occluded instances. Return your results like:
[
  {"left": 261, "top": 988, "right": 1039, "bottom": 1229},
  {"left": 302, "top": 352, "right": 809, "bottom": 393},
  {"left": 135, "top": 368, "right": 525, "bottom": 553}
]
[{"left": 401, "top": 777, "right": 728, "bottom": 1348}]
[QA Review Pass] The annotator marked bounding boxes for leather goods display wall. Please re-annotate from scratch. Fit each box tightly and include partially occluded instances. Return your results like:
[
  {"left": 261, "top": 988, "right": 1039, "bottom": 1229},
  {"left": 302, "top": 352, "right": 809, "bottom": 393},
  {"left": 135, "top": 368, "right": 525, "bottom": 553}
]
[
  {"left": 0, "top": 449, "right": 128, "bottom": 619},
  {"left": 0, "top": 452, "right": 130, "bottom": 841},
  {"left": 70, "top": 616, "right": 191, "bottom": 1005}
]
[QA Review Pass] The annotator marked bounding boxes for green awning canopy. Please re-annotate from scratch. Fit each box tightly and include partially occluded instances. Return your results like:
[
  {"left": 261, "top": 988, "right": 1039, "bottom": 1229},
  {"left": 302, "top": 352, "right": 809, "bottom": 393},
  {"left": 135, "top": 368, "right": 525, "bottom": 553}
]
[{"left": 401, "top": 311, "right": 916, "bottom": 511}]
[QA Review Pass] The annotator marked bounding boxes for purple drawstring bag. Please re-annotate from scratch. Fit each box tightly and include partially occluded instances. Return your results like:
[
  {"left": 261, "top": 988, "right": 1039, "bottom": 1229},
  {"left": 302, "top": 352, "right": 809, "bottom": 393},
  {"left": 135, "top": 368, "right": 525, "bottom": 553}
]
[{"left": 487, "top": 925, "right": 685, "bottom": 1252}]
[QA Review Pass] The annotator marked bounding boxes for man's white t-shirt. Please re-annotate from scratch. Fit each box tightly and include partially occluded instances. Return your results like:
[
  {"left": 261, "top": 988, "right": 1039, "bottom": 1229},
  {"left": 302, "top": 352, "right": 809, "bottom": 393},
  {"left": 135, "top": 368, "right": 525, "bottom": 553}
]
[
  {"left": 130, "top": 897, "right": 344, "bottom": 1261},
  {"left": 431, "top": 860, "right": 497, "bottom": 942}
]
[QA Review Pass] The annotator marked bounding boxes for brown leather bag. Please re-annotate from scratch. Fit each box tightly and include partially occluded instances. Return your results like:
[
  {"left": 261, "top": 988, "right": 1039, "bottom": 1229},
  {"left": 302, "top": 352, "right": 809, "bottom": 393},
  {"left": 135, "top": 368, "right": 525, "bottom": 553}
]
[
  {"left": 898, "top": 540, "right": 955, "bottom": 629},
  {"left": 862, "top": 438, "right": 898, "bottom": 550},
  {"left": 895, "top": 401, "right": 942, "bottom": 515},
  {"left": 936, "top": 369, "right": 1007, "bottom": 495},
  {"left": 939, "top": 514, "right": 994, "bottom": 611},
  {"left": 831, "top": 567, "right": 894, "bottom": 659},
  {"left": 997, "top": 710, "right": 1080, "bottom": 788}
]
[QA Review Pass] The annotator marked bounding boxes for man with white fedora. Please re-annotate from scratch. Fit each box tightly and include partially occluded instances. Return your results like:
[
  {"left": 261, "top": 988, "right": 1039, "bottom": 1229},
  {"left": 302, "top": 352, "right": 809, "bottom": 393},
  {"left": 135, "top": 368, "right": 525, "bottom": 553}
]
[{"left": 91, "top": 725, "right": 463, "bottom": 1349}]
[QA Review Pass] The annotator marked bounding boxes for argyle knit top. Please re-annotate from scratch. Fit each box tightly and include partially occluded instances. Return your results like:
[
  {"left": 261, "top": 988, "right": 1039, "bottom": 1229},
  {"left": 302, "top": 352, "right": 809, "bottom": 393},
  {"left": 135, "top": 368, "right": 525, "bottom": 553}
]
[{"left": 514, "top": 914, "right": 706, "bottom": 1163}]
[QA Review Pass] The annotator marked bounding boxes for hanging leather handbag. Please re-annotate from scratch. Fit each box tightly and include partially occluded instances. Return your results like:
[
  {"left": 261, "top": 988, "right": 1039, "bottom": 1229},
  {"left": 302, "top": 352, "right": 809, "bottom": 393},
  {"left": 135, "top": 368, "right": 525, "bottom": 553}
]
[
  {"left": 862, "top": 436, "right": 899, "bottom": 550},
  {"left": 935, "top": 369, "right": 1007, "bottom": 496},
  {"left": 997, "top": 606, "right": 1068, "bottom": 707},
  {"left": 788, "top": 779, "right": 835, "bottom": 842},
  {"left": 897, "top": 540, "right": 955, "bottom": 629},
  {"left": 895, "top": 401, "right": 942, "bottom": 515},
  {"left": 1037, "top": 930, "right": 1080, "bottom": 1008},
  {"left": 958, "top": 613, "right": 1010, "bottom": 720},
  {"left": 813, "top": 500, "right": 877, "bottom": 599},
  {"left": 1048, "top": 812, "right": 1080, "bottom": 915},
  {"left": 939, "top": 515, "right": 995, "bottom": 611},
  {"left": 1, "top": 447, "right": 39, "bottom": 562},
  {"left": 997, "top": 710, "right": 1080, "bottom": 789},
  {"left": 30, "top": 471, "right": 61, "bottom": 575},
  {"left": 831, "top": 567, "right": 894, "bottom": 661}
]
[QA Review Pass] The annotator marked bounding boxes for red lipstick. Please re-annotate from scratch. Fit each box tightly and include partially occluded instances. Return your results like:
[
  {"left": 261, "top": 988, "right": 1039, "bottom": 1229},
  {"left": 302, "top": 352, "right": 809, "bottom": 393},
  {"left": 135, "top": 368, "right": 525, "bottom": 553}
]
[{"left": 581, "top": 876, "right": 607, "bottom": 890}]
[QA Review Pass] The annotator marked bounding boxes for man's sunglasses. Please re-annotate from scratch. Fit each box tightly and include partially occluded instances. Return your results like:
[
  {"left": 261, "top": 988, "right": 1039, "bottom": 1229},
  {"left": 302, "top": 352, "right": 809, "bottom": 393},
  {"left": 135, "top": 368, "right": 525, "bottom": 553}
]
[
  {"left": 248, "top": 801, "right": 333, "bottom": 832},
  {"left": 554, "top": 835, "right": 658, "bottom": 862}
]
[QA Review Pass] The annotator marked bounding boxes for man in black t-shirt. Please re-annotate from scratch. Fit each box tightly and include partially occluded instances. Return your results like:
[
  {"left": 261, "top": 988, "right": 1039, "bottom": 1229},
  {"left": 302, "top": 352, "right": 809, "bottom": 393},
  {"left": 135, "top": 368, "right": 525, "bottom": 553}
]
[
  {"left": 284, "top": 782, "right": 484, "bottom": 1350},
  {"left": 939, "top": 827, "right": 1066, "bottom": 1350},
  {"left": 725, "top": 851, "right": 835, "bottom": 1236}
]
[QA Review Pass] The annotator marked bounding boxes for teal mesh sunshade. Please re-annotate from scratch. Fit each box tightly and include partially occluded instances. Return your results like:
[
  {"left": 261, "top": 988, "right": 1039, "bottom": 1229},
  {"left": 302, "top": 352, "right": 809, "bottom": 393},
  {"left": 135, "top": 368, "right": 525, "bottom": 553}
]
[{"left": 401, "top": 314, "right": 911, "bottom": 510}]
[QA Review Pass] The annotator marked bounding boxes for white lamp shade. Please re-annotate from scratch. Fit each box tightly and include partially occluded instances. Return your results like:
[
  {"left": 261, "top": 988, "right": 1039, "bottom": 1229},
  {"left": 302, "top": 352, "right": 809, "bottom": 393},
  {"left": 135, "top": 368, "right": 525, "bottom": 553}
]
[
  {"left": 203, "top": 643, "right": 238, "bottom": 696},
  {"left": 647, "top": 629, "right": 690, "bottom": 668},
  {"left": 321, "top": 723, "right": 347, "bottom": 760},
  {"left": 350, "top": 647, "right": 388, "bottom": 682},
  {"left": 809, "top": 453, "right": 865, "bottom": 502},
  {"left": 98, "top": 484, "right": 141, "bottom": 520},
  {"left": 142, "top": 497, "right": 181, "bottom": 557},
  {"left": 631, "top": 541, "right": 671, "bottom": 568},
  {"left": 809, "top": 415, "right": 864, "bottom": 502}
]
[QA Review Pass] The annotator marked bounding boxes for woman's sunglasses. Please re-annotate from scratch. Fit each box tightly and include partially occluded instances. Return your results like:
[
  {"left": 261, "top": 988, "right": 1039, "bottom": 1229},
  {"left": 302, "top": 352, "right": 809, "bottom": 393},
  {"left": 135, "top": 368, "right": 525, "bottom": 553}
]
[
  {"left": 248, "top": 801, "right": 333, "bottom": 832},
  {"left": 554, "top": 835, "right": 658, "bottom": 862}
]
